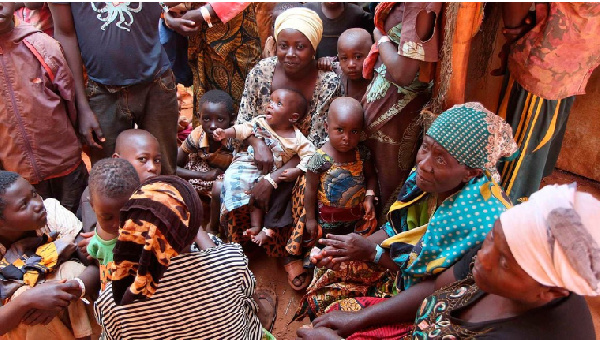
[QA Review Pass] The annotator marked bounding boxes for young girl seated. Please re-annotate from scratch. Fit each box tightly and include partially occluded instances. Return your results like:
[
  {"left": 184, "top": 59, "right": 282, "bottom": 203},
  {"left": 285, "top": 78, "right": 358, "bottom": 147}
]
[
  {"left": 304, "top": 97, "right": 377, "bottom": 253},
  {"left": 85, "top": 158, "right": 140, "bottom": 291},
  {"left": 177, "top": 90, "right": 235, "bottom": 234},
  {"left": 0, "top": 171, "right": 99, "bottom": 339},
  {"left": 214, "top": 88, "right": 315, "bottom": 245}
]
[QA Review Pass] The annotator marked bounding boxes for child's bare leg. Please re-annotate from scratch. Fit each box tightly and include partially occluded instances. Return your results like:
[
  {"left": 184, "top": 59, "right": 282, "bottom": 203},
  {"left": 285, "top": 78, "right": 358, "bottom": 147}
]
[
  {"left": 209, "top": 180, "right": 223, "bottom": 235},
  {"left": 247, "top": 207, "right": 264, "bottom": 237}
]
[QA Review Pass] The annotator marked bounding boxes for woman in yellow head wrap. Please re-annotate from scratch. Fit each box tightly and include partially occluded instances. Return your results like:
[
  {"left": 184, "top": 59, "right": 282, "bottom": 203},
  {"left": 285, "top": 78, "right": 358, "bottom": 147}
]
[{"left": 228, "top": 7, "right": 340, "bottom": 291}]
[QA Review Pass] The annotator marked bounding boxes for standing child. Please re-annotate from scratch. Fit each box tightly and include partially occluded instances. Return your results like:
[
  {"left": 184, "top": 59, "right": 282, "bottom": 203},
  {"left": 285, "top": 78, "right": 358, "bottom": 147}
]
[
  {"left": 0, "top": 2, "right": 87, "bottom": 213},
  {"left": 318, "top": 28, "right": 373, "bottom": 101},
  {"left": 0, "top": 171, "right": 100, "bottom": 339},
  {"left": 85, "top": 158, "right": 140, "bottom": 291},
  {"left": 214, "top": 89, "right": 315, "bottom": 245},
  {"left": 177, "top": 90, "right": 235, "bottom": 234},
  {"left": 336, "top": 28, "right": 373, "bottom": 101},
  {"left": 304, "top": 97, "right": 377, "bottom": 250}
]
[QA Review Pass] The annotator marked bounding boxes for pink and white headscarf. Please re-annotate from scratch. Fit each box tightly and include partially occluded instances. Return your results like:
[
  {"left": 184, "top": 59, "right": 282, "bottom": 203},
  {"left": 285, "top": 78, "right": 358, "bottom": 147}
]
[{"left": 501, "top": 183, "right": 600, "bottom": 296}]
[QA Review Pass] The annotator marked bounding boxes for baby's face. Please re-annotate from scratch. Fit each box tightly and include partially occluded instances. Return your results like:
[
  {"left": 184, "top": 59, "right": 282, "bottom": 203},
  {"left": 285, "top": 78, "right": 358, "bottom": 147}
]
[
  {"left": 337, "top": 38, "right": 371, "bottom": 80},
  {"left": 90, "top": 192, "right": 130, "bottom": 235},
  {"left": 266, "top": 90, "right": 298, "bottom": 128}
]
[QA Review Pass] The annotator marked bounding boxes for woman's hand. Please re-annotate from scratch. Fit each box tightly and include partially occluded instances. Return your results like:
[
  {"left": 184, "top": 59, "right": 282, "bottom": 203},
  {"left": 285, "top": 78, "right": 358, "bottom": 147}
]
[
  {"left": 164, "top": 10, "right": 199, "bottom": 36},
  {"left": 318, "top": 234, "right": 377, "bottom": 264},
  {"left": 247, "top": 178, "right": 274, "bottom": 212},
  {"left": 317, "top": 56, "right": 335, "bottom": 71},
  {"left": 202, "top": 168, "right": 224, "bottom": 181},
  {"left": 311, "top": 310, "right": 366, "bottom": 337},
  {"left": 20, "top": 280, "right": 81, "bottom": 311},
  {"left": 248, "top": 137, "right": 274, "bottom": 174},
  {"left": 296, "top": 326, "right": 343, "bottom": 340}
]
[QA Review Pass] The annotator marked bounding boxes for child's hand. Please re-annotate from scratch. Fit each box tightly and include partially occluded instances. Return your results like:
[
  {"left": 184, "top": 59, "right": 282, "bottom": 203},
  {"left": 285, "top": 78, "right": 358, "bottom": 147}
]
[
  {"left": 212, "top": 128, "right": 227, "bottom": 141},
  {"left": 305, "top": 219, "right": 319, "bottom": 246},
  {"left": 363, "top": 198, "right": 375, "bottom": 221},
  {"left": 317, "top": 56, "right": 336, "bottom": 71},
  {"left": 203, "top": 168, "right": 224, "bottom": 181},
  {"left": 278, "top": 168, "right": 302, "bottom": 182},
  {"left": 77, "top": 231, "right": 95, "bottom": 262}
]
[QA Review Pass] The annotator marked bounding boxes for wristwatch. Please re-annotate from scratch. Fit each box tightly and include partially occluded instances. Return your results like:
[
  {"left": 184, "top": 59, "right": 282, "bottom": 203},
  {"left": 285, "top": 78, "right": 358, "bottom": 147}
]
[
  {"left": 264, "top": 174, "right": 278, "bottom": 189},
  {"left": 373, "top": 244, "right": 384, "bottom": 264}
]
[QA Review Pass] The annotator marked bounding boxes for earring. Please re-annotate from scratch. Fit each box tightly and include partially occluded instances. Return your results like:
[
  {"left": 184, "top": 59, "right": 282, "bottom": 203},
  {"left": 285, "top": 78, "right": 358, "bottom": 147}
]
[{"left": 312, "top": 55, "right": 316, "bottom": 60}]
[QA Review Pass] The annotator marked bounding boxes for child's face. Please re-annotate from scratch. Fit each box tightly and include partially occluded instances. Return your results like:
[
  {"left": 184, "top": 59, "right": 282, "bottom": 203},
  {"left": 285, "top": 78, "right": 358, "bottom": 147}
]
[
  {"left": 201, "top": 102, "right": 231, "bottom": 139},
  {"left": 0, "top": 2, "right": 16, "bottom": 35},
  {"left": 337, "top": 38, "right": 371, "bottom": 80},
  {"left": 114, "top": 137, "right": 161, "bottom": 182},
  {"left": 266, "top": 90, "right": 300, "bottom": 128},
  {"left": 326, "top": 108, "right": 363, "bottom": 153},
  {"left": 90, "top": 192, "right": 130, "bottom": 235},
  {"left": 0, "top": 177, "right": 46, "bottom": 235}
]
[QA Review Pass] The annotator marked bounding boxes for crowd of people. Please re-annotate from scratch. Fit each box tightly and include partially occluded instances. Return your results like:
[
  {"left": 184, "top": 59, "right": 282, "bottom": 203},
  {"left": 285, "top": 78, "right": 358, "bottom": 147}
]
[{"left": 1, "top": 2, "right": 600, "bottom": 339}]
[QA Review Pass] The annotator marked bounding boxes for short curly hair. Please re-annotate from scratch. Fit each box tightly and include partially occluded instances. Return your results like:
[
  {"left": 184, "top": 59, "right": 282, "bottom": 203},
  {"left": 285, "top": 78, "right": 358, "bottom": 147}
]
[
  {"left": 198, "top": 89, "right": 235, "bottom": 117},
  {"left": 0, "top": 171, "right": 20, "bottom": 219},
  {"left": 89, "top": 158, "right": 140, "bottom": 201}
]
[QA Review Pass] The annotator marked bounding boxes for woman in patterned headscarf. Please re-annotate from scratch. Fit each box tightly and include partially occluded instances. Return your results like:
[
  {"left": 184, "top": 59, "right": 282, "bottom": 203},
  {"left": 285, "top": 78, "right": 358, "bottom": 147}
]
[
  {"left": 294, "top": 103, "right": 518, "bottom": 338},
  {"left": 226, "top": 7, "right": 340, "bottom": 291},
  {"left": 93, "top": 176, "right": 267, "bottom": 339},
  {"left": 299, "top": 183, "right": 598, "bottom": 339}
]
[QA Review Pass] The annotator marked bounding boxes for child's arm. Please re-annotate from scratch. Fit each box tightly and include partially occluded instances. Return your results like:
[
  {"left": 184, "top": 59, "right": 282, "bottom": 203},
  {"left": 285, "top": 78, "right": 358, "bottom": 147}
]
[
  {"left": 212, "top": 127, "right": 237, "bottom": 141},
  {"left": 304, "top": 170, "right": 320, "bottom": 243},
  {"left": 363, "top": 157, "right": 378, "bottom": 221},
  {"left": 176, "top": 148, "right": 224, "bottom": 181},
  {"left": 0, "top": 280, "right": 81, "bottom": 335}
]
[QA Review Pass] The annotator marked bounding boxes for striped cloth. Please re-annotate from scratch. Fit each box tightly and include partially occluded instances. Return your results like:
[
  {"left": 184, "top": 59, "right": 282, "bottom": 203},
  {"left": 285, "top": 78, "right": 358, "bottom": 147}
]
[{"left": 94, "top": 243, "right": 262, "bottom": 340}]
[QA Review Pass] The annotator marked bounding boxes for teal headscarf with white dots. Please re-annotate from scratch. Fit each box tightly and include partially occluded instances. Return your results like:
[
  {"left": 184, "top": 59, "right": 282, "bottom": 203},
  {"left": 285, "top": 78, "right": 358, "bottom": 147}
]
[{"left": 427, "top": 102, "right": 518, "bottom": 182}]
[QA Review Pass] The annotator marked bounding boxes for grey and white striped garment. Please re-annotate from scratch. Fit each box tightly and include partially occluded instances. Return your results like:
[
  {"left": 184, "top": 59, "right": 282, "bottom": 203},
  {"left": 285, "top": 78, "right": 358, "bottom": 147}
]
[{"left": 94, "top": 243, "right": 263, "bottom": 340}]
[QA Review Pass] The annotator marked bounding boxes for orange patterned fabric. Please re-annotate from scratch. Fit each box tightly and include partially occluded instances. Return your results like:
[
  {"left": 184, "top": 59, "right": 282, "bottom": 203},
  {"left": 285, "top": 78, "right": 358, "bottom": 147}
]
[{"left": 111, "top": 176, "right": 202, "bottom": 305}]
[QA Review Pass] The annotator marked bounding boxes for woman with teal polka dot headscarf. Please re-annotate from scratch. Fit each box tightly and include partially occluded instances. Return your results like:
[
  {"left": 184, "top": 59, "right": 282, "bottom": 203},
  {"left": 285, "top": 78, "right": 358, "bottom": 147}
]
[
  {"left": 295, "top": 102, "right": 518, "bottom": 322},
  {"left": 384, "top": 102, "right": 518, "bottom": 289}
]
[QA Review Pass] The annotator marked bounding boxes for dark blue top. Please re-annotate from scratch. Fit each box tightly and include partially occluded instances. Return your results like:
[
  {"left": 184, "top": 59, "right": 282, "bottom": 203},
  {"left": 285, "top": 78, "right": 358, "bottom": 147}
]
[{"left": 70, "top": 2, "right": 170, "bottom": 86}]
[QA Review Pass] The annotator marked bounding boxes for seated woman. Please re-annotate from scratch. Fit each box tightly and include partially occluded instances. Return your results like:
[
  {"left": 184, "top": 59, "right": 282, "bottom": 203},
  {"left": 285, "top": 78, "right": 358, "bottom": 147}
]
[
  {"left": 228, "top": 7, "right": 340, "bottom": 290},
  {"left": 293, "top": 103, "right": 518, "bottom": 336},
  {"left": 299, "top": 183, "right": 597, "bottom": 339},
  {"left": 93, "top": 176, "right": 273, "bottom": 339}
]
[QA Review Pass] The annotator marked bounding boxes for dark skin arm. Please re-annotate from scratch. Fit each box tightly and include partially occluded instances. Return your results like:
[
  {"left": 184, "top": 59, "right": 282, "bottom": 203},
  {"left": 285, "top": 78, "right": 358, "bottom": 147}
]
[
  {"left": 362, "top": 158, "right": 377, "bottom": 221},
  {"left": 248, "top": 155, "right": 300, "bottom": 212},
  {"left": 492, "top": 3, "right": 533, "bottom": 76},
  {"left": 176, "top": 148, "right": 223, "bottom": 181},
  {"left": 310, "top": 265, "right": 457, "bottom": 337},
  {"left": 0, "top": 280, "right": 81, "bottom": 335},
  {"left": 304, "top": 170, "right": 320, "bottom": 243},
  {"left": 315, "top": 233, "right": 399, "bottom": 272},
  {"left": 49, "top": 3, "right": 104, "bottom": 148},
  {"left": 375, "top": 10, "right": 436, "bottom": 86}
]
